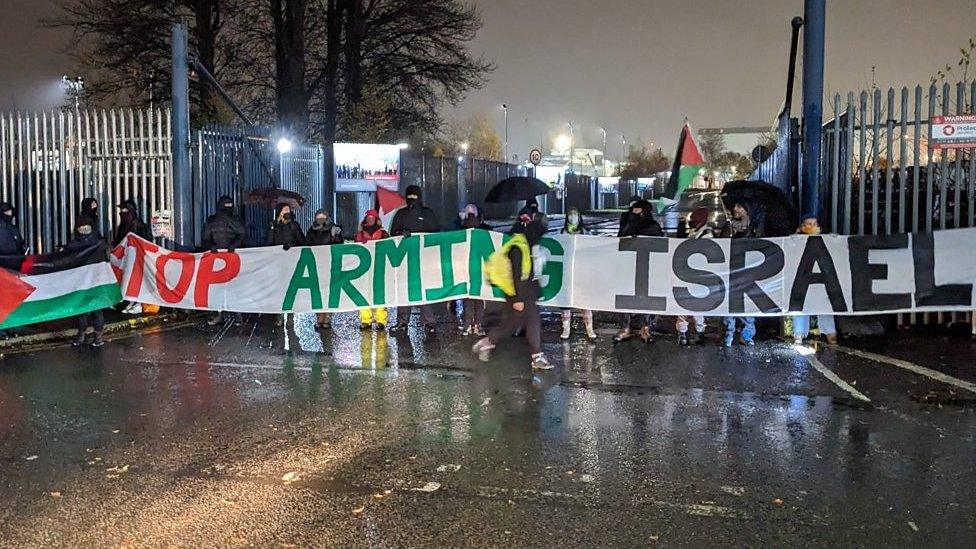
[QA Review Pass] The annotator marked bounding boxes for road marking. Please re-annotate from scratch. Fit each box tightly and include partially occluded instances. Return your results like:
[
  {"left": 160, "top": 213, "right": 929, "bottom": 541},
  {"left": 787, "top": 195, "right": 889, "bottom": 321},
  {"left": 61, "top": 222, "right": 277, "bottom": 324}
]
[
  {"left": 835, "top": 345, "right": 976, "bottom": 395},
  {"left": 800, "top": 348, "right": 871, "bottom": 403}
]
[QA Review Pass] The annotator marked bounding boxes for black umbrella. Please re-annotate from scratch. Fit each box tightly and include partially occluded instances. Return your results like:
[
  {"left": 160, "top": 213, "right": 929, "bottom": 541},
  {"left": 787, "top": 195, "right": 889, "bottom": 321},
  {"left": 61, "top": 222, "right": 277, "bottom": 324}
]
[
  {"left": 720, "top": 180, "right": 798, "bottom": 237},
  {"left": 246, "top": 187, "right": 306, "bottom": 210},
  {"left": 485, "top": 177, "right": 550, "bottom": 203}
]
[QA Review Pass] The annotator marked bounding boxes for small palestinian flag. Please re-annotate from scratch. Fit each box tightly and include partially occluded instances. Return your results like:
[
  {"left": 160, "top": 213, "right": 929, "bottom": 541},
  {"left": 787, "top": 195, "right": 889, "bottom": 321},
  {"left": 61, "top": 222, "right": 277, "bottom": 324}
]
[
  {"left": 0, "top": 242, "right": 120, "bottom": 330},
  {"left": 375, "top": 186, "right": 407, "bottom": 230},
  {"left": 660, "top": 122, "right": 705, "bottom": 211}
]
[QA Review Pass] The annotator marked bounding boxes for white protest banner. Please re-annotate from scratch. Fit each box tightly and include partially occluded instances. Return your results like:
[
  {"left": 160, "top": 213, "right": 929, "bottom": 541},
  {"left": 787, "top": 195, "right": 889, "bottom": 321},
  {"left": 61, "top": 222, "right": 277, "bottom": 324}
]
[{"left": 116, "top": 228, "right": 976, "bottom": 316}]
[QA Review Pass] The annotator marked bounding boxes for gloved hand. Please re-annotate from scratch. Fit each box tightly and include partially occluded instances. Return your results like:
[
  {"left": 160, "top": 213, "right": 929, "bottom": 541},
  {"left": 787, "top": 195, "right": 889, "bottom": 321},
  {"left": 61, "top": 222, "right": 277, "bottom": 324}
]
[
  {"left": 282, "top": 244, "right": 291, "bottom": 251},
  {"left": 227, "top": 247, "right": 235, "bottom": 253},
  {"left": 210, "top": 246, "right": 219, "bottom": 254},
  {"left": 402, "top": 230, "right": 412, "bottom": 238},
  {"left": 330, "top": 226, "right": 342, "bottom": 237}
]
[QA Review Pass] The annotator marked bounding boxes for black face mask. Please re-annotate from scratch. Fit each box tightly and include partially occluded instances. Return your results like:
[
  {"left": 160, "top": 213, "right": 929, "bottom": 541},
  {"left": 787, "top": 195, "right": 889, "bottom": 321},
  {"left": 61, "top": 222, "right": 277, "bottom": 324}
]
[
  {"left": 313, "top": 218, "right": 329, "bottom": 228},
  {"left": 219, "top": 204, "right": 234, "bottom": 214},
  {"left": 406, "top": 197, "right": 419, "bottom": 206},
  {"left": 279, "top": 212, "right": 293, "bottom": 222}
]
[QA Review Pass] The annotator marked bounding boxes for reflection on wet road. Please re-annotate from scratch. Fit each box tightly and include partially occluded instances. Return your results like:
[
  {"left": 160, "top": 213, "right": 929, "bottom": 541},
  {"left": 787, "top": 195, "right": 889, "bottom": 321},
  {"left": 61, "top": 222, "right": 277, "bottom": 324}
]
[{"left": 1, "top": 310, "right": 974, "bottom": 547}]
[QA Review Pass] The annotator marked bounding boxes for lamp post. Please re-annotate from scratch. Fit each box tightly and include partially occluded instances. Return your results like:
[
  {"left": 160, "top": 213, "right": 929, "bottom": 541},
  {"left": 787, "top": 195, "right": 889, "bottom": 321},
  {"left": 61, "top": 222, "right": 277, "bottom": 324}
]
[
  {"left": 598, "top": 127, "right": 607, "bottom": 176},
  {"left": 62, "top": 75, "right": 84, "bottom": 111},
  {"left": 501, "top": 104, "right": 509, "bottom": 164}
]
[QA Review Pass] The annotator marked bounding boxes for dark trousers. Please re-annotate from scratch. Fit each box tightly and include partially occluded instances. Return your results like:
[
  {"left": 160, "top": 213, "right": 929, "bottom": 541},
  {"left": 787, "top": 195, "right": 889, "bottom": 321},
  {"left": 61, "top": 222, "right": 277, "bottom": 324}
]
[
  {"left": 488, "top": 299, "right": 541, "bottom": 355},
  {"left": 396, "top": 305, "right": 438, "bottom": 327},
  {"left": 78, "top": 310, "right": 105, "bottom": 334},
  {"left": 619, "top": 313, "right": 653, "bottom": 331},
  {"left": 463, "top": 299, "right": 486, "bottom": 326}
]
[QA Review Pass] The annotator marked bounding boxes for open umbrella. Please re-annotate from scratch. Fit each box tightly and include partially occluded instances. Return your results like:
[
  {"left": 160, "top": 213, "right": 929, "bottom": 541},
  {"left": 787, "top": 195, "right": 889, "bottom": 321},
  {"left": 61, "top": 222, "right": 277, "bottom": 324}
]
[
  {"left": 246, "top": 188, "right": 305, "bottom": 210},
  {"left": 720, "top": 180, "right": 797, "bottom": 237},
  {"left": 485, "top": 176, "right": 550, "bottom": 203}
]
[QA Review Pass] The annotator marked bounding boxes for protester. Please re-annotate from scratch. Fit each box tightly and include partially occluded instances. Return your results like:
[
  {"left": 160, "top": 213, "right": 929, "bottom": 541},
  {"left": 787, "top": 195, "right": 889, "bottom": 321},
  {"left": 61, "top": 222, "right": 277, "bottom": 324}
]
[
  {"left": 389, "top": 185, "right": 440, "bottom": 333},
  {"left": 473, "top": 216, "right": 552, "bottom": 370},
  {"left": 68, "top": 215, "right": 109, "bottom": 348},
  {"left": 355, "top": 209, "right": 389, "bottom": 331},
  {"left": 112, "top": 199, "right": 151, "bottom": 246},
  {"left": 675, "top": 207, "right": 713, "bottom": 345},
  {"left": 306, "top": 209, "right": 343, "bottom": 329},
  {"left": 0, "top": 201, "right": 26, "bottom": 257},
  {"left": 614, "top": 199, "right": 663, "bottom": 343},
  {"left": 459, "top": 204, "right": 492, "bottom": 336},
  {"left": 266, "top": 202, "right": 305, "bottom": 249},
  {"left": 559, "top": 206, "right": 597, "bottom": 341},
  {"left": 202, "top": 195, "right": 247, "bottom": 327},
  {"left": 618, "top": 194, "right": 642, "bottom": 230},
  {"left": 722, "top": 200, "right": 756, "bottom": 346},
  {"left": 78, "top": 197, "right": 102, "bottom": 240},
  {"left": 791, "top": 217, "right": 838, "bottom": 345}
]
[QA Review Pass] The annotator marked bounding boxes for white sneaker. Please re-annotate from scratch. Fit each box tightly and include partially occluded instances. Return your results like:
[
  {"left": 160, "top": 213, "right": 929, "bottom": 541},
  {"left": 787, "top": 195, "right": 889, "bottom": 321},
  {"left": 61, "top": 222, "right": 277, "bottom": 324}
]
[
  {"left": 560, "top": 321, "right": 571, "bottom": 340},
  {"left": 531, "top": 353, "right": 553, "bottom": 370},
  {"left": 584, "top": 323, "right": 598, "bottom": 340},
  {"left": 128, "top": 303, "right": 142, "bottom": 314}
]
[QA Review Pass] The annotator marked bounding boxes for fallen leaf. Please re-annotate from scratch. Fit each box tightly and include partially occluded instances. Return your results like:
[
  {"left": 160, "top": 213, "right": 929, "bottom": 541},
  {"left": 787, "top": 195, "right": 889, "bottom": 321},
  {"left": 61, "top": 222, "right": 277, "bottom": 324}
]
[
  {"left": 220, "top": 499, "right": 236, "bottom": 506},
  {"left": 253, "top": 379, "right": 262, "bottom": 385},
  {"left": 49, "top": 492, "right": 62, "bottom": 499},
  {"left": 373, "top": 493, "right": 385, "bottom": 499},
  {"left": 111, "top": 430, "right": 120, "bottom": 434},
  {"left": 436, "top": 464, "right": 461, "bottom": 473},
  {"left": 352, "top": 505, "right": 365, "bottom": 515},
  {"left": 25, "top": 455, "right": 38, "bottom": 461},
  {"left": 580, "top": 474, "right": 595, "bottom": 483},
  {"left": 650, "top": 535, "right": 660, "bottom": 542},
  {"left": 281, "top": 471, "right": 299, "bottom": 483},
  {"left": 721, "top": 486, "right": 745, "bottom": 496},
  {"left": 908, "top": 521, "right": 919, "bottom": 532},
  {"left": 411, "top": 482, "right": 441, "bottom": 493},
  {"left": 772, "top": 498, "right": 784, "bottom": 505}
]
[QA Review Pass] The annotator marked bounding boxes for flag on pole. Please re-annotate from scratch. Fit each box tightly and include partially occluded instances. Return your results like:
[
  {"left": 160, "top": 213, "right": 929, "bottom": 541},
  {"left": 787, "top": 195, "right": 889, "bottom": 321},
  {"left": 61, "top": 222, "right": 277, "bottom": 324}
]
[
  {"left": 375, "top": 186, "right": 406, "bottom": 229},
  {"left": 658, "top": 122, "right": 705, "bottom": 212},
  {"left": 0, "top": 243, "right": 120, "bottom": 330}
]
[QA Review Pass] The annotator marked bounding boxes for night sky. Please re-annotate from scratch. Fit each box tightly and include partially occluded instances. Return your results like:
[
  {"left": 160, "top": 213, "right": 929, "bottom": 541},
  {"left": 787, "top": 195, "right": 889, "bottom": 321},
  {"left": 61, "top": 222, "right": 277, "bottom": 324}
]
[{"left": 2, "top": 0, "right": 974, "bottom": 155}]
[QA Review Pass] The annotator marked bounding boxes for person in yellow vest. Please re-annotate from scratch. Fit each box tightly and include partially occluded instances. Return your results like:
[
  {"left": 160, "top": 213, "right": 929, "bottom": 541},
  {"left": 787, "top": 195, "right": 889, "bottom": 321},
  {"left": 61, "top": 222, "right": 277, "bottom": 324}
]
[{"left": 473, "top": 217, "right": 552, "bottom": 370}]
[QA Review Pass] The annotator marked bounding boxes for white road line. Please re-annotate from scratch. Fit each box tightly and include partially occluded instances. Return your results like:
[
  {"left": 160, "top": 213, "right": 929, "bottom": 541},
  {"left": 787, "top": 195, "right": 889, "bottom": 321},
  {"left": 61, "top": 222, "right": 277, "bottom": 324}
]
[
  {"left": 835, "top": 345, "right": 976, "bottom": 395},
  {"left": 803, "top": 351, "right": 871, "bottom": 403}
]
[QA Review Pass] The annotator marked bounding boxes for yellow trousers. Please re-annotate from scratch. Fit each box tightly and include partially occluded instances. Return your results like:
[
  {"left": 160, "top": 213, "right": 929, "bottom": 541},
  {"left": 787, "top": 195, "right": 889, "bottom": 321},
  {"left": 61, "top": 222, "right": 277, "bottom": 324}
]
[{"left": 359, "top": 308, "right": 388, "bottom": 325}]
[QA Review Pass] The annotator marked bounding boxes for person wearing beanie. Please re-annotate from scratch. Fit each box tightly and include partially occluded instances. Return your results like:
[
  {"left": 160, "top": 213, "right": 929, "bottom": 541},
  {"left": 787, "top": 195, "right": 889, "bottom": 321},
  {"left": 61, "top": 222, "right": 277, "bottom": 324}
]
[
  {"left": 389, "top": 184, "right": 441, "bottom": 333},
  {"left": 202, "top": 195, "right": 247, "bottom": 327},
  {"left": 355, "top": 209, "right": 390, "bottom": 331}
]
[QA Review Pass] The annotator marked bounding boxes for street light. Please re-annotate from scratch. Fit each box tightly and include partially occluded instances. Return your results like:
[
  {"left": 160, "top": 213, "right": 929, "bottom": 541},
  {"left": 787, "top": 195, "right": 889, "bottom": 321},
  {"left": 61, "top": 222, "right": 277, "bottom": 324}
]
[
  {"left": 501, "top": 104, "right": 509, "bottom": 164},
  {"left": 554, "top": 134, "right": 571, "bottom": 152},
  {"left": 276, "top": 137, "right": 294, "bottom": 154},
  {"left": 460, "top": 142, "right": 469, "bottom": 154},
  {"left": 396, "top": 142, "right": 410, "bottom": 150},
  {"left": 62, "top": 75, "right": 84, "bottom": 111}
]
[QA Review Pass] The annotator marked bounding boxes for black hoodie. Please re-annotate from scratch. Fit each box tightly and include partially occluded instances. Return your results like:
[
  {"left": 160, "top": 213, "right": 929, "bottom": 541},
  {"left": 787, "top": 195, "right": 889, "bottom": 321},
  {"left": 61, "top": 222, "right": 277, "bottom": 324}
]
[{"left": 0, "top": 202, "right": 26, "bottom": 256}]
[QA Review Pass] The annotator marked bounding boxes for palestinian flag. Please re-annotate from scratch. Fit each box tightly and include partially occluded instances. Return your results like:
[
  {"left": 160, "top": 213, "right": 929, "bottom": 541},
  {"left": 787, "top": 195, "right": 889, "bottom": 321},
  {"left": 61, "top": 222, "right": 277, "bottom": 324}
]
[
  {"left": 0, "top": 242, "right": 121, "bottom": 330},
  {"left": 375, "top": 186, "right": 406, "bottom": 230},
  {"left": 659, "top": 122, "right": 705, "bottom": 212}
]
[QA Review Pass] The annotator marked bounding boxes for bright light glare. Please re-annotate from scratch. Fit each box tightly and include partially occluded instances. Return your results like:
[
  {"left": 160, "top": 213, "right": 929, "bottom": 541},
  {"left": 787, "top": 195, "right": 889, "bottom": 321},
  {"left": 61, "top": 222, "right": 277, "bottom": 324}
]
[
  {"left": 460, "top": 142, "right": 469, "bottom": 152},
  {"left": 554, "top": 134, "right": 571, "bottom": 151},
  {"left": 793, "top": 343, "right": 816, "bottom": 356},
  {"left": 276, "top": 137, "right": 294, "bottom": 154},
  {"left": 397, "top": 142, "right": 410, "bottom": 150}
]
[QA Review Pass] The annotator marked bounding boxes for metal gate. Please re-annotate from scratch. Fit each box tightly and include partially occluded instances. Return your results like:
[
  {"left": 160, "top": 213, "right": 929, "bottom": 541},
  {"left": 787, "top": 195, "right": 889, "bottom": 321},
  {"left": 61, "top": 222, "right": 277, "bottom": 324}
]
[{"left": 0, "top": 108, "right": 172, "bottom": 253}]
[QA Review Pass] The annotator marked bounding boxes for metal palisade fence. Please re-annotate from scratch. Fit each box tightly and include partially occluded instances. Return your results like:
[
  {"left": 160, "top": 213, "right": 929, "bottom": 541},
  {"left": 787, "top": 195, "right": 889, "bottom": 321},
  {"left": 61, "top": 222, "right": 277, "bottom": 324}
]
[
  {"left": 0, "top": 108, "right": 172, "bottom": 253},
  {"left": 822, "top": 81, "right": 976, "bottom": 235}
]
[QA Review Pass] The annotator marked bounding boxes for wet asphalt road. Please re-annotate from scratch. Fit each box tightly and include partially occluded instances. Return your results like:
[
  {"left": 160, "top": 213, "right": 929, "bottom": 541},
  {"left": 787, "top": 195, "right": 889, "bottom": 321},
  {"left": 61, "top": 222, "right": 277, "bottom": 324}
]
[{"left": 1, "top": 309, "right": 975, "bottom": 548}]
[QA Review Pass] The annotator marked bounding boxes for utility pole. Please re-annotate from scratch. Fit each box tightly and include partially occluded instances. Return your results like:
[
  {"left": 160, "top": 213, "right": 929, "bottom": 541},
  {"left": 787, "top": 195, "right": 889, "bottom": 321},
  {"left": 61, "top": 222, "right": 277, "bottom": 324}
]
[
  {"left": 599, "top": 127, "right": 607, "bottom": 176},
  {"left": 801, "top": 0, "right": 825, "bottom": 221},
  {"left": 502, "top": 104, "right": 509, "bottom": 164},
  {"left": 171, "top": 22, "right": 192, "bottom": 246}
]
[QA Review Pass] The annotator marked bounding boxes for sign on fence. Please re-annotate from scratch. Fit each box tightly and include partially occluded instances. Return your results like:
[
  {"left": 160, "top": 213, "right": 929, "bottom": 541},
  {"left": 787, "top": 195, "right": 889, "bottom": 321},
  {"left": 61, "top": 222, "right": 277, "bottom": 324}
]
[
  {"left": 929, "top": 115, "right": 976, "bottom": 149},
  {"left": 151, "top": 210, "right": 173, "bottom": 239}
]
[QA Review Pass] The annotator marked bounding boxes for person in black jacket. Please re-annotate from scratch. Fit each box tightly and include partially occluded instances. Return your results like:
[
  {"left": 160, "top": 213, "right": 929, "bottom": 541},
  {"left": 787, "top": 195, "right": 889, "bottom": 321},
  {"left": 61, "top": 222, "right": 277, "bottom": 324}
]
[
  {"left": 113, "top": 198, "right": 151, "bottom": 246},
  {"left": 68, "top": 216, "right": 110, "bottom": 348},
  {"left": 472, "top": 217, "right": 551, "bottom": 370},
  {"left": 77, "top": 197, "right": 103, "bottom": 241},
  {"left": 306, "top": 209, "right": 343, "bottom": 329},
  {"left": 202, "top": 195, "right": 247, "bottom": 326},
  {"left": 614, "top": 200, "right": 662, "bottom": 344},
  {"left": 266, "top": 202, "right": 305, "bottom": 249},
  {"left": 0, "top": 201, "right": 26, "bottom": 257},
  {"left": 201, "top": 195, "right": 247, "bottom": 253},
  {"left": 389, "top": 184, "right": 440, "bottom": 333}
]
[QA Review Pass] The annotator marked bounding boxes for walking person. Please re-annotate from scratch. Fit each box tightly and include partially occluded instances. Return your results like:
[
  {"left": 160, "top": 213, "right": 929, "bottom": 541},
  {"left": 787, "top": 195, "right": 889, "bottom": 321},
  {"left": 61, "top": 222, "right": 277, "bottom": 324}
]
[
  {"left": 559, "top": 207, "right": 597, "bottom": 340},
  {"left": 68, "top": 214, "right": 109, "bottom": 348},
  {"left": 791, "top": 217, "right": 838, "bottom": 345},
  {"left": 306, "top": 209, "right": 344, "bottom": 329},
  {"left": 389, "top": 185, "right": 440, "bottom": 333},
  {"left": 614, "top": 199, "right": 663, "bottom": 344},
  {"left": 675, "top": 208, "right": 713, "bottom": 345},
  {"left": 473, "top": 217, "right": 552, "bottom": 370},
  {"left": 459, "top": 204, "right": 492, "bottom": 336},
  {"left": 201, "top": 195, "right": 247, "bottom": 327},
  {"left": 722, "top": 200, "right": 756, "bottom": 347},
  {"left": 113, "top": 199, "right": 152, "bottom": 314},
  {"left": 355, "top": 209, "right": 389, "bottom": 331}
]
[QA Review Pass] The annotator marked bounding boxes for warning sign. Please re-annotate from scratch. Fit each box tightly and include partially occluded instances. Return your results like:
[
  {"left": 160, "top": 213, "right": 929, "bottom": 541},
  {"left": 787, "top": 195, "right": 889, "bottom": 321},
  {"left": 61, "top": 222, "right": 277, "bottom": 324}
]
[
  {"left": 929, "top": 115, "right": 976, "bottom": 149},
  {"left": 151, "top": 210, "right": 173, "bottom": 239}
]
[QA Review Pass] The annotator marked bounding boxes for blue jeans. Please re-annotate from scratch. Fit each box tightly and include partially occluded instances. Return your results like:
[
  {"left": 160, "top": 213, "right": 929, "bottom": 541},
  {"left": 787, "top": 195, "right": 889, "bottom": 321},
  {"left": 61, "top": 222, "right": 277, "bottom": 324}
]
[
  {"left": 723, "top": 316, "right": 755, "bottom": 343},
  {"left": 792, "top": 314, "right": 836, "bottom": 338}
]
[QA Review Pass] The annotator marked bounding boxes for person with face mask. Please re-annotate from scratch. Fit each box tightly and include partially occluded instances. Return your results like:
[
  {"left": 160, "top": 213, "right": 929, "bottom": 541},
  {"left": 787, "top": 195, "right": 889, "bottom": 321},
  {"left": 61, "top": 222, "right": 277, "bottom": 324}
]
[
  {"left": 75, "top": 197, "right": 103, "bottom": 242},
  {"left": 458, "top": 204, "right": 493, "bottom": 336},
  {"left": 355, "top": 209, "right": 390, "bottom": 330},
  {"left": 389, "top": 185, "right": 441, "bottom": 333},
  {"left": 67, "top": 216, "right": 109, "bottom": 348},
  {"left": 614, "top": 200, "right": 662, "bottom": 343},
  {"left": 791, "top": 217, "right": 838, "bottom": 346},
  {"left": 0, "top": 201, "right": 26, "bottom": 258},
  {"left": 112, "top": 199, "right": 151, "bottom": 247},
  {"left": 201, "top": 195, "right": 247, "bottom": 327},
  {"left": 473, "top": 217, "right": 552, "bottom": 370},
  {"left": 266, "top": 202, "right": 305, "bottom": 249},
  {"left": 559, "top": 207, "right": 597, "bottom": 341},
  {"left": 306, "top": 210, "right": 344, "bottom": 328}
]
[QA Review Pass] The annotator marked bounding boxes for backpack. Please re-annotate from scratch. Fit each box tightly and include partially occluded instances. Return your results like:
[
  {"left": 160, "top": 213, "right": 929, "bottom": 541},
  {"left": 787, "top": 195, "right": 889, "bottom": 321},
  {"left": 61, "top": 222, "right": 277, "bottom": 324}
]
[{"left": 486, "top": 234, "right": 531, "bottom": 297}]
